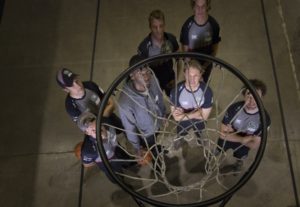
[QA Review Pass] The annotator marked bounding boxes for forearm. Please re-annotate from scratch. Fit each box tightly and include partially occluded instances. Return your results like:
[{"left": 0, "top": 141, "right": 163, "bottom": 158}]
[
  {"left": 103, "top": 98, "right": 115, "bottom": 117},
  {"left": 220, "top": 132, "right": 246, "bottom": 143},
  {"left": 172, "top": 108, "right": 209, "bottom": 121},
  {"left": 211, "top": 43, "right": 219, "bottom": 57}
]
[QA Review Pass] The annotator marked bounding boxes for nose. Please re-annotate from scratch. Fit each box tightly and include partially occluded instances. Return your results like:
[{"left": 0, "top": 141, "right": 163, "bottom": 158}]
[
  {"left": 249, "top": 95, "right": 257, "bottom": 104},
  {"left": 157, "top": 26, "right": 163, "bottom": 33},
  {"left": 143, "top": 74, "right": 150, "bottom": 83}
]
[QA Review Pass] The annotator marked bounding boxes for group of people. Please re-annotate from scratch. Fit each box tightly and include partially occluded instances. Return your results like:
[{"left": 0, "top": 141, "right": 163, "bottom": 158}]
[{"left": 56, "top": 0, "right": 270, "bottom": 184}]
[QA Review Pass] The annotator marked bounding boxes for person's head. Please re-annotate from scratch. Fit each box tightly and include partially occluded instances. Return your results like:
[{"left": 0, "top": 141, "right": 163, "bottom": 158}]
[
  {"left": 191, "top": 0, "right": 211, "bottom": 18},
  {"left": 184, "top": 59, "right": 204, "bottom": 90},
  {"left": 56, "top": 68, "right": 84, "bottom": 95},
  {"left": 77, "top": 112, "right": 108, "bottom": 139},
  {"left": 242, "top": 79, "right": 267, "bottom": 111},
  {"left": 148, "top": 9, "right": 165, "bottom": 41},
  {"left": 129, "top": 55, "right": 152, "bottom": 92}
]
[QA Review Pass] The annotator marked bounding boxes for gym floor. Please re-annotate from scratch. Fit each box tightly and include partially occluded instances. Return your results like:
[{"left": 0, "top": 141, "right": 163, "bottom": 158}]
[{"left": 0, "top": 0, "right": 299, "bottom": 206}]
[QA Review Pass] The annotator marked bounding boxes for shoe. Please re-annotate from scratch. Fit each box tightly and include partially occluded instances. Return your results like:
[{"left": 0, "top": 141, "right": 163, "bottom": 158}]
[
  {"left": 197, "top": 138, "right": 210, "bottom": 149},
  {"left": 232, "top": 160, "right": 243, "bottom": 173},
  {"left": 173, "top": 139, "right": 183, "bottom": 150}
]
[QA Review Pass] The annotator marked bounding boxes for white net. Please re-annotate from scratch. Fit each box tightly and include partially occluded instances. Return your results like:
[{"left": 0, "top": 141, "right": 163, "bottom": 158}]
[{"left": 97, "top": 55, "right": 266, "bottom": 206}]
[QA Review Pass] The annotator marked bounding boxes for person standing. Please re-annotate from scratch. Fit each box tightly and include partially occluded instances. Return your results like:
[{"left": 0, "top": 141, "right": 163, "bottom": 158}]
[
  {"left": 118, "top": 55, "right": 166, "bottom": 162},
  {"left": 77, "top": 112, "right": 134, "bottom": 183},
  {"left": 138, "top": 9, "right": 179, "bottom": 96},
  {"left": 216, "top": 79, "right": 271, "bottom": 171},
  {"left": 56, "top": 68, "right": 123, "bottom": 130},
  {"left": 170, "top": 59, "right": 213, "bottom": 148},
  {"left": 180, "top": 0, "right": 221, "bottom": 82}
]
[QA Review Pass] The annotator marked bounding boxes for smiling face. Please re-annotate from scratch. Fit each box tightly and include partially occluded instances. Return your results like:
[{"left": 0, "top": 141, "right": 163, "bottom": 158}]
[
  {"left": 130, "top": 68, "right": 152, "bottom": 92},
  {"left": 244, "top": 89, "right": 263, "bottom": 111}
]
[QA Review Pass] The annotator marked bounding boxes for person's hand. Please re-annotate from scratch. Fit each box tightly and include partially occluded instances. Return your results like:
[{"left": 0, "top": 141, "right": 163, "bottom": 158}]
[
  {"left": 173, "top": 107, "right": 184, "bottom": 116},
  {"left": 220, "top": 124, "right": 234, "bottom": 138},
  {"left": 223, "top": 124, "right": 234, "bottom": 133},
  {"left": 191, "top": 108, "right": 203, "bottom": 120},
  {"left": 137, "top": 148, "right": 152, "bottom": 166}
]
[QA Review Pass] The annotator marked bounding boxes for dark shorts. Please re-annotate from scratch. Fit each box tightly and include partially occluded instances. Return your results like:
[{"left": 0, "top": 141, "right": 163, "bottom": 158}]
[
  {"left": 177, "top": 119, "right": 205, "bottom": 137},
  {"left": 96, "top": 146, "right": 135, "bottom": 183},
  {"left": 217, "top": 138, "right": 250, "bottom": 159},
  {"left": 139, "top": 134, "right": 162, "bottom": 157}
]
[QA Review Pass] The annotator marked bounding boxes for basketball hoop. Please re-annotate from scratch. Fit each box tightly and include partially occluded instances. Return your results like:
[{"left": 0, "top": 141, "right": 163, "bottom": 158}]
[{"left": 95, "top": 53, "right": 268, "bottom": 207}]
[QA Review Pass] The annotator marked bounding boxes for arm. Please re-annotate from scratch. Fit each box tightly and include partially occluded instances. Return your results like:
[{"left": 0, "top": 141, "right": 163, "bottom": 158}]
[
  {"left": 171, "top": 106, "right": 212, "bottom": 121},
  {"left": 210, "top": 43, "right": 219, "bottom": 57},
  {"left": 179, "top": 17, "right": 192, "bottom": 52},
  {"left": 118, "top": 103, "right": 141, "bottom": 152},
  {"left": 65, "top": 97, "right": 81, "bottom": 122},
  {"left": 103, "top": 97, "right": 115, "bottom": 117},
  {"left": 219, "top": 123, "right": 259, "bottom": 149},
  {"left": 171, "top": 106, "right": 185, "bottom": 121},
  {"left": 83, "top": 162, "right": 96, "bottom": 168}
]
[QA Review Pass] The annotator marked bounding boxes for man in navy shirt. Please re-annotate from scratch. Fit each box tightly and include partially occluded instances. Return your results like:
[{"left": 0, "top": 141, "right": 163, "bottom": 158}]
[
  {"left": 56, "top": 68, "right": 122, "bottom": 130},
  {"left": 180, "top": 0, "right": 221, "bottom": 82},
  {"left": 170, "top": 59, "right": 213, "bottom": 148},
  {"left": 217, "top": 79, "right": 271, "bottom": 171},
  {"left": 138, "top": 9, "right": 179, "bottom": 96}
]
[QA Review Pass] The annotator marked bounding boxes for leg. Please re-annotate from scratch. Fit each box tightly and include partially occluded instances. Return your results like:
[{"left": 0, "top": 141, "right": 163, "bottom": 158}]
[
  {"left": 114, "top": 146, "right": 137, "bottom": 168},
  {"left": 232, "top": 144, "right": 250, "bottom": 172},
  {"left": 193, "top": 120, "right": 205, "bottom": 145},
  {"left": 103, "top": 113, "right": 124, "bottom": 134},
  {"left": 97, "top": 161, "right": 123, "bottom": 184},
  {"left": 175, "top": 120, "right": 192, "bottom": 149}
]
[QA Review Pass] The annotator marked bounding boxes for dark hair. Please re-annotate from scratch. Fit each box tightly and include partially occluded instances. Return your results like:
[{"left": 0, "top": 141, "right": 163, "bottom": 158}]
[
  {"left": 129, "top": 54, "right": 145, "bottom": 67},
  {"left": 190, "top": 0, "right": 211, "bottom": 11},
  {"left": 242, "top": 79, "right": 267, "bottom": 96},
  {"left": 148, "top": 9, "right": 165, "bottom": 27}
]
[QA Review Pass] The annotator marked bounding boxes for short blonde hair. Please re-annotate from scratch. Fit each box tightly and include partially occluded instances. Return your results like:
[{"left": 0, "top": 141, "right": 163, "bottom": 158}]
[{"left": 184, "top": 59, "right": 205, "bottom": 74}]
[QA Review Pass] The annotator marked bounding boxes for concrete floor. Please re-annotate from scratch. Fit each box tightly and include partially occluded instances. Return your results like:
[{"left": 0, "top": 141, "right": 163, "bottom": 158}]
[{"left": 0, "top": 0, "right": 299, "bottom": 206}]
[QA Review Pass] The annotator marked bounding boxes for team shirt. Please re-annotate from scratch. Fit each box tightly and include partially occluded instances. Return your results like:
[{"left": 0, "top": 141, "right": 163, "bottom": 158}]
[
  {"left": 223, "top": 101, "right": 271, "bottom": 136},
  {"left": 81, "top": 127, "right": 117, "bottom": 164},
  {"left": 180, "top": 15, "right": 221, "bottom": 55},
  {"left": 138, "top": 32, "right": 179, "bottom": 88},
  {"left": 170, "top": 81, "right": 213, "bottom": 113},
  {"left": 65, "top": 81, "right": 104, "bottom": 122}
]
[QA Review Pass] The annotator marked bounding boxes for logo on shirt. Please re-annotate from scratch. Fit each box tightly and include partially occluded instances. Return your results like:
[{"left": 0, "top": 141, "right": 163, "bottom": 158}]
[
  {"left": 235, "top": 119, "right": 242, "bottom": 125},
  {"left": 92, "top": 94, "right": 100, "bottom": 105},
  {"left": 196, "top": 97, "right": 204, "bottom": 106},
  {"left": 191, "top": 35, "right": 198, "bottom": 40},
  {"left": 247, "top": 121, "right": 259, "bottom": 133}
]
